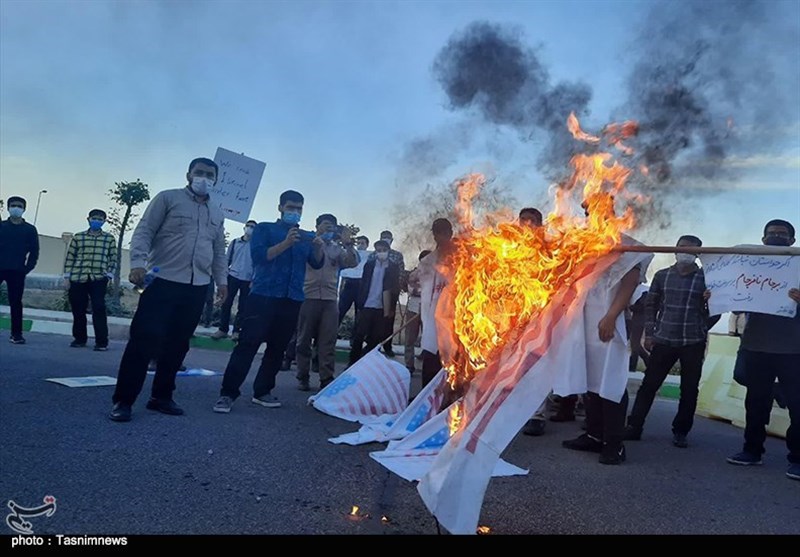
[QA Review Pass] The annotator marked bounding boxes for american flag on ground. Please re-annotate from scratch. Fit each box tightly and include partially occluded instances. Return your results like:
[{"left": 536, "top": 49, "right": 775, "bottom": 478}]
[
  {"left": 328, "top": 368, "right": 448, "bottom": 446},
  {"left": 309, "top": 346, "right": 411, "bottom": 423},
  {"left": 370, "top": 397, "right": 527, "bottom": 482}
]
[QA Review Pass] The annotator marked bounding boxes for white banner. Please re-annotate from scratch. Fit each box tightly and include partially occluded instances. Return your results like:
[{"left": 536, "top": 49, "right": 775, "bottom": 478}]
[
  {"left": 211, "top": 147, "right": 266, "bottom": 223},
  {"left": 701, "top": 249, "right": 800, "bottom": 318}
]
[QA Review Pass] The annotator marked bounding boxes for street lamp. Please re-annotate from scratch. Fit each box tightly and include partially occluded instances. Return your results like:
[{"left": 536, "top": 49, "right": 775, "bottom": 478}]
[{"left": 34, "top": 190, "right": 47, "bottom": 225}]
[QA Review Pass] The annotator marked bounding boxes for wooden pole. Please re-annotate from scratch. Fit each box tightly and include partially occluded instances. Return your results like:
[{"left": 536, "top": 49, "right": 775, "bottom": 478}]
[{"left": 611, "top": 245, "right": 800, "bottom": 256}]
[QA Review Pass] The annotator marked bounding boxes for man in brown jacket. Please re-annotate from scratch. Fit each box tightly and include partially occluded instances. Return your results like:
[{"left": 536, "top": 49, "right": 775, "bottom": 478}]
[{"left": 295, "top": 214, "right": 358, "bottom": 391}]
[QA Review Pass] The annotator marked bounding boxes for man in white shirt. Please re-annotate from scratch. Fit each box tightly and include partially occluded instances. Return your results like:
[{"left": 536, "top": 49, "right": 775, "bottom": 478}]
[{"left": 212, "top": 220, "right": 256, "bottom": 341}]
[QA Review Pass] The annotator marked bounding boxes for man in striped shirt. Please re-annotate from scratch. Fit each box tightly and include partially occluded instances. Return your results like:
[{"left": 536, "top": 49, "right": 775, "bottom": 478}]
[
  {"left": 625, "top": 234, "right": 718, "bottom": 448},
  {"left": 63, "top": 209, "right": 117, "bottom": 351}
]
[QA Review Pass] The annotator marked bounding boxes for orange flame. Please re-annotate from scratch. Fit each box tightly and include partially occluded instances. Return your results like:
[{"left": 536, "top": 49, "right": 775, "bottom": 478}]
[
  {"left": 350, "top": 505, "right": 359, "bottom": 516},
  {"left": 438, "top": 114, "right": 640, "bottom": 388},
  {"left": 447, "top": 402, "right": 463, "bottom": 436},
  {"left": 477, "top": 525, "right": 491, "bottom": 535}
]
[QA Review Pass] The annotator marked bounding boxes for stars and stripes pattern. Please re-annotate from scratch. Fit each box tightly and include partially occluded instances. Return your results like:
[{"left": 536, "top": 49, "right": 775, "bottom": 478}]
[{"left": 310, "top": 347, "right": 410, "bottom": 423}]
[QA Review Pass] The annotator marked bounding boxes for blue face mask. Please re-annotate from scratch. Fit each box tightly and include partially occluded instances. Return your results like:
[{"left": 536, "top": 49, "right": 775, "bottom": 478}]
[
  {"left": 282, "top": 211, "right": 301, "bottom": 226},
  {"left": 9, "top": 207, "right": 24, "bottom": 218},
  {"left": 89, "top": 219, "right": 104, "bottom": 231},
  {"left": 321, "top": 232, "right": 335, "bottom": 242}
]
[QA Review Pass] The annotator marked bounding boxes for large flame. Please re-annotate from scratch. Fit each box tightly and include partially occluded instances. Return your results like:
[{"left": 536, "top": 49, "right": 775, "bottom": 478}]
[{"left": 437, "top": 113, "right": 640, "bottom": 391}]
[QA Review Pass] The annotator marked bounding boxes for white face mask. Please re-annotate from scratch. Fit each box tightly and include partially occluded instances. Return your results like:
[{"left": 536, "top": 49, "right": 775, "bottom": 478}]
[
  {"left": 9, "top": 207, "right": 24, "bottom": 218},
  {"left": 190, "top": 176, "right": 214, "bottom": 196},
  {"left": 675, "top": 253, "right": 696, "bottom": 265},
  {"left": 376, "top": 252, "right": 389, "bottom": 262}
]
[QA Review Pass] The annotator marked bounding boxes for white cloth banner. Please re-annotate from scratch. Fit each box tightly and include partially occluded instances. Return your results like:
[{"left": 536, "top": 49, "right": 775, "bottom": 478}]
[
  {"left": 329, "top": 368, "right": 447, "bottom": 446},
  {"left": 309, "top": 347, "right": 410, "bottom": 423},
  {"left": 211, "top": 147, "right": 266, "bottom": 223},
  {"left": 700, "top": 249, "right": 800, "bottom": 318}
]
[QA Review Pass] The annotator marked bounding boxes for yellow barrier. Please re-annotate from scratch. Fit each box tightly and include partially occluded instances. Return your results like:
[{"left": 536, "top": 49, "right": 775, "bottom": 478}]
[{"left": 697, "top": 334, "right": 788, "bottom": 439}]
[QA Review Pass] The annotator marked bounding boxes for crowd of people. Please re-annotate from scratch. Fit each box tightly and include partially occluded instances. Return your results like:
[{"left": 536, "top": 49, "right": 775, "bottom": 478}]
[{"left": 1, "top": 156, "right": 797, "bottom": 482}]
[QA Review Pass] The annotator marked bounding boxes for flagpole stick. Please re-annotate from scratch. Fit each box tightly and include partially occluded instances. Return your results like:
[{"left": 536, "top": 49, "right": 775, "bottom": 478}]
[
  {"left": 378, "top": 312, "right": 421, "bottom": 349},
  {"left": 611, "top": 245, "right": 800, "bottom": 256}
]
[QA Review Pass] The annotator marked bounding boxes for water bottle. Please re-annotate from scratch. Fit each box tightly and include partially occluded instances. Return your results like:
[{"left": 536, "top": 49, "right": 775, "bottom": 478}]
[{"left": 136, "top": 267, "right": 160, "bottom": 294}]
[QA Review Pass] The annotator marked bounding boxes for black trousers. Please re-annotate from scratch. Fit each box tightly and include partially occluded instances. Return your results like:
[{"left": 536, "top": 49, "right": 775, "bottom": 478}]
[
  {"left": 68, "top": 278, "right": 109, "bottom": 346},
  {"left": 220, "top": 294, "right": 301, "bottom": 399},
  {"left": 218, "top": 275, "right": 250, "bottom": 333},
  {"left": 421, "top": 350, "right": 442, "bottom": 389},
  {"left": 0, "top": 270, "right": 25, "bottom": 337},
  {"left": 628, "top": 341, "right": 706, "bottom": 435},
  {"left": 737, "top": 349, "right": 800, "bottom": 464},
  {"left": 113, "top": 278, "right": 208, "bottom": 405},
  {"left": 585, "top": 391, "right": 629, "bottom": 448},
  {"left": 349, "top": 308, "right": 388, "bottom": 365},
  {"left": 338, "top": 278, "right": 361, "bottom": 324}
]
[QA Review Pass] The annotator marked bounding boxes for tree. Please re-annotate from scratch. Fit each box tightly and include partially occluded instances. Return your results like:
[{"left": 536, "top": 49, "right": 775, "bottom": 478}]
[
  {"left": 391, "top": 176, "right": 518, "bottom": 258},
  {"left": 106, "top": 180, "right": 150, "bottom": 291}
]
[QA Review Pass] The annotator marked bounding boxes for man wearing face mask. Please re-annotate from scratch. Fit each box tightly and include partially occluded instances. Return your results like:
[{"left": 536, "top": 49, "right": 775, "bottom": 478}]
[
  {"left": 212, "top": 220, "right": 257, "bottom": 341},
  {"left": 295, "top": 214, "right": 358, "bottom": 391},
  {"left": 213, "top": 190, "right": 324, "bottom": 413},
  {"left": 0, "top": 196, "right": 40, "bottom": 345},
  {"left": 348, "top": 239, "right": 401, "bottom": 366},
  {"left": 63, "top": 209, "right": 118, "bottom": 351},
  {"left": 109, "top": 157, "right": 228, "bottom": 422},
  {"left": 368, "top": 230, "right": 405, "bottom": 357},
  {"left": 624, "top": 235, "right": 718, "bottom": 448},
  {"left": 724, "top": 219, "right": 800, "bottom": 481},
  {"left": 338, "top": 235, "right": 371, "bottom": 325}
]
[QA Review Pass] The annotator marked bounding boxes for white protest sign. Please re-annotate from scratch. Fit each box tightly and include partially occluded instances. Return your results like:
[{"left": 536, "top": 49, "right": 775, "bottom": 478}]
[
  {"left": 211, "top": 147, "right": 266, "bottom": 223},
  {"left": 701, "top": 248, "right": 800, "bottom": 318}
]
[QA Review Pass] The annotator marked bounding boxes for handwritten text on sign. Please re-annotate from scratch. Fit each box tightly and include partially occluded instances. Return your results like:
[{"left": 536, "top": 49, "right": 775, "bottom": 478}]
[
  {"left": 211, "top": 147, "right": 266, "bottom": 223},
  {"left": 700, "top": 250, "right": 800, "bottom": 318}
]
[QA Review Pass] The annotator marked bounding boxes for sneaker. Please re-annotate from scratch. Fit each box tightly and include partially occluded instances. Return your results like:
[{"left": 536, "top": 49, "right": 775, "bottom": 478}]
[
  {"left": 624, "top": 425, "right": 642, "bottom": 441},
  {"left": 599, "top": 443, "right": 626, "bottom": 465},
  {"left": 726, "top": 451, "right": 763, "bottom": 466},
  {"left": 522, "top": 419, "right": 546, "bottom": 437},
  {"left": 297, "top": 380, "right": 311, "bottom": 392},
  {"left": 10, "top": 335, "right": 26, "bottom": 345},
  {"left": 145, "top": 398, "right": 184, "bottom": 416},
  {"left": 672, "top": 432, "right": 689, "bottom": 448},
  {"left": 93, "top": 345, "right": 108, "bottom": 352},
  {"left": 562, "top": 433, "right": 603, "bottom": 453},
  {"left": 787, "top": 463, "right": 800, "bottom": 481},
  {"left": 252, "top": 394, "right": 281, "bottom": 408},
  {"left": 211, "top": 330, "right": 228, "bottom": 340},
  {"left": 213, "top": 396, "right": 234, "bottom": 414},
  {"left": 109, "top": 402, "right": 132, "bottom": 422},
  {"left": 230, "top": 332, "right": 239, "bottom": 342},
  {"left": 70, "top": 340, "right": 87, "bottom": 348}
]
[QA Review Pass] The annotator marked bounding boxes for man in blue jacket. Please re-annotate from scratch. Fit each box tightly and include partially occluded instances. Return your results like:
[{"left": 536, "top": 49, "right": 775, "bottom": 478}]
[
  {"left": 213, "top": 190, "right": 324, "bottom": 412},
  {"left": 0, "top": 196, "right": 40, "bottom": 345}
]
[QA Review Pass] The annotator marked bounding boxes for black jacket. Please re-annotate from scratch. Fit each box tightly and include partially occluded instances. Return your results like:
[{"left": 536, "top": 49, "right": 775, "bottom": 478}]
[
  {"left": 357, "top": 259, "right": 400, "bottom": 312},
  {"left": 0, "top": 218, "right": 39, "bottom": 273}
]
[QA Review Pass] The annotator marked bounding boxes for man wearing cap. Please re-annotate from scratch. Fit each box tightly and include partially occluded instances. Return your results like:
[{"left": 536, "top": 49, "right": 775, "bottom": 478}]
[
  {"left": 63, "top": 209, "right": 118, "bottom": 351},
  {"left": 0, "top": 196, "right": 40, "bottom": 345}
]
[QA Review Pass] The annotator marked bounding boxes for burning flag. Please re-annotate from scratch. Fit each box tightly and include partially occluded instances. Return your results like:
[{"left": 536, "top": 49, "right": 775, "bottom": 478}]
[{"left": 413, "top": 113, "right": 652, "bottom": 533}]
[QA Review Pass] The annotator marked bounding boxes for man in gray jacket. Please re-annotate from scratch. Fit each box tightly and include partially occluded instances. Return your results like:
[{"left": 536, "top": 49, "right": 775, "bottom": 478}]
[
  {"left": 296, "top": 214, "right": 358, "bottom": 391},
  {"left": 110, "top": 157, "right": 228, "bottom": 422}
]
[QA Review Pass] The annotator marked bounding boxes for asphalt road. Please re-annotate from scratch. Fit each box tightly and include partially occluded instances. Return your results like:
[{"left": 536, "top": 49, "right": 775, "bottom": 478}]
[{"left": 1, "top": 332, "right": 798, "bottom": 536}]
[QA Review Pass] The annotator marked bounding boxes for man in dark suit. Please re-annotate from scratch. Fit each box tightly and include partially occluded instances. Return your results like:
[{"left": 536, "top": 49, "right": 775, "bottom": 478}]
[{"left": 348, "top": 239, "right": 401, "bottom": 366}]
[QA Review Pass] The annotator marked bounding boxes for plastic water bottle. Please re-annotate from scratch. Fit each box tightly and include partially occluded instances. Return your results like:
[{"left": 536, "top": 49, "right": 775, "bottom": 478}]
[{"left": 136, "top": 267, "right": 159, "bottom": 293}]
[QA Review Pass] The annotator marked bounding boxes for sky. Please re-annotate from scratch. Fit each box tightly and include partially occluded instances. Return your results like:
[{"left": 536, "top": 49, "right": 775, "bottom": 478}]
[{"left": 1, "top": 0, "right": 798, "bottom": 273}]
